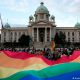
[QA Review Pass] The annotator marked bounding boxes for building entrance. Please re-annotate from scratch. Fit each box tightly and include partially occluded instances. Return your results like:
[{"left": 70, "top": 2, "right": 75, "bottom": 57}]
[{"left": 39, "top": 28, "right": 45, "bottom": 42}]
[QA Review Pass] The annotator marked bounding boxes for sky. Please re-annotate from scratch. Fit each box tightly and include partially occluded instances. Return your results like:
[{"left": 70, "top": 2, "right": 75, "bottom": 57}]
[{"left": 0, "top": 0, "right": 80, "bottom": 27}]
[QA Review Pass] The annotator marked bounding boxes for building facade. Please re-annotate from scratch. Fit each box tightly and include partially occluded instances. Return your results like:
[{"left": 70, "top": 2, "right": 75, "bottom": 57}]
[{"left": 1, "top": 2, "right": 80, "bottom": 48}]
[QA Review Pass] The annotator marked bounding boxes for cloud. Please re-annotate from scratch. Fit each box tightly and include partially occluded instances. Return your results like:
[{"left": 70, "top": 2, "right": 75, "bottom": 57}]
[
  {"left": 0, "top": 0, "right": 29, "bottom": 12},
  {"left": 10, "top": 17, "right": 27, "bottom": 24},
  {"left": 1, "top": 0, "right": 80, "bottom": 13},
  {"left": 0, "top": 0, "right": 80, "bottom": 27},
  {"left": 57, "top": 0, "right": 80, "bottom": 13}
]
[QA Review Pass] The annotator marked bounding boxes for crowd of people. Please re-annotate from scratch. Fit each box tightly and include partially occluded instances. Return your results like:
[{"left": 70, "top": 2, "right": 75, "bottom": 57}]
[
  {"left": 0, "top": 46, "right": 77, "bottom": 60},
  {"left": 44, "top": 47, "right": 75, "bottom": 60}
]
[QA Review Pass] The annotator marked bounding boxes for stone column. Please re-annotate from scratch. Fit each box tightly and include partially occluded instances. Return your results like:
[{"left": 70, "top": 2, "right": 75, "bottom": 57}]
[
  {"left": 70, "top": 32, "right": 72, "bottom": 43},
  {"left": 6, "top": 31, "right": 9, "bottom": 42},
  {"left": 17, "top": 32, "right": 19, "bottom": 42},
  {"left": 45, "top": 28, "right": 47, "bottom": 42},
  {"left": 50, "top": 28, "right": 51, "bottom": 41},
  {"left": 37, "top": 28, "right": 39, "bottom": 42},
  {"left": 32, "top": 28, "right": 34, "bottom": 41}
]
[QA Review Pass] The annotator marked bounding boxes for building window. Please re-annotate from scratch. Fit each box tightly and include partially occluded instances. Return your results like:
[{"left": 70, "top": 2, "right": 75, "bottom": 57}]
[
  {"left": 47, "top": 28, "right": 50, "bottom": 41},
  {"left": 68, "top": 32, "right": 70, "bottom": 36},
  {"left": 40, "top": 14, "right": 44, "bottom": 19},
  {"left": 72, "top": 38, "right": 74, "bottom": 42},
  {"left": 4, "top": 38, "right": 6, "bottom": 42},
  {"left": 4, "top": 32, "right": 6, "bottom": 37},
  {"left": 72, "top": 32, "right": 74, "bottom": 36},
  {"left": 68, "top": 38, "right": 70, "bottom": 42},
  {"left": 11, "top": 32, "right": 12, "bottom": 36},
  {"left": 10, "top": 32, "right": 13, "bottom": 42},
  {"left": 19, "top": 32, "right": 21, "bottom": 37},
  {"left": 15, "top": 32, "right": 17, "bottom": 36},
  {"left": 46, "top": 15, "right": 48, "bottom": 20},
  {"left": 23, "top": 32, "right": 25, "bottom": 35},
  {"left": 4, "top": 32, "right": 6, "bottom": 42},
  {"left": 14, "top": 32, "right": 17, "bottom": 42}
]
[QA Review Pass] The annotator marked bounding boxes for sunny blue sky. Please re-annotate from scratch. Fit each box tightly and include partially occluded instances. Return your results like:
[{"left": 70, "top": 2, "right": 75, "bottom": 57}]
[{"left": 0, "top": 0, "right": 80, "bottom": 27}]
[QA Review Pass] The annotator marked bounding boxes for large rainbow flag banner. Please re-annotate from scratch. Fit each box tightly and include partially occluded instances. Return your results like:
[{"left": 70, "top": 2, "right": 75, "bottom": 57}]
[{"left": 0, "top": 50, "right": 80, "bottom": 80}]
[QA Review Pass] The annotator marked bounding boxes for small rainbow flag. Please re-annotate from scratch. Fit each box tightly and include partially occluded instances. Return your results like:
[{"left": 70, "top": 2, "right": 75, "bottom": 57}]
[{"left": 51, "top": 40, "right": 55, "bottom": 51}]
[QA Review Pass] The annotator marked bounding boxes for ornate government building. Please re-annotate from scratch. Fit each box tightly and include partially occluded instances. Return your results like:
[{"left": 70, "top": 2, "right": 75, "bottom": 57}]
[{"left": 1, "top": 2, "right": 80, "bottom": 47}]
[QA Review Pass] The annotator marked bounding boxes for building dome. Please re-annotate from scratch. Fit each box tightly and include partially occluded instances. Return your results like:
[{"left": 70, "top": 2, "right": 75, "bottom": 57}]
[
  {"left": 29, "top": 15, "right": 33, "bottom": 20},
  {"left": 35, "top": 2, "right": 49, "bottom": 14},
  {"left": 4, "top": 23, "right": 11, "bottom": 29},
  {"left": 51, "top": 15, "right": 55, "bottom": 19},
  {"left": 75, "top": 22, "right": 80, "bottom": 28}
]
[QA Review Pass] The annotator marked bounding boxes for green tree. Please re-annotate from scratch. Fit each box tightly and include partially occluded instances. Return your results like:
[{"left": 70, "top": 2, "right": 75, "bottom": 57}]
[
  {"left": 54, "top": 31, "right": 66, "bottom": 47},
  {"left": 59, "top": 31, "right": 66, "bottom": 44},
  {"left": 18, "top": 34, "right": 31, "bottom": 47},
  {"left": 54, "top": 32, "right": 60, "bottom": 44}
]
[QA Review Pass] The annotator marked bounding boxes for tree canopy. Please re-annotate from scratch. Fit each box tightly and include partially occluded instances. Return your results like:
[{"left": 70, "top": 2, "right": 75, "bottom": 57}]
[
  {"left": 18, "top": 34, "right": 31, "bottom": 47},
  {"left": 54, "top": 31, "right": 66, "bottom": 45}
]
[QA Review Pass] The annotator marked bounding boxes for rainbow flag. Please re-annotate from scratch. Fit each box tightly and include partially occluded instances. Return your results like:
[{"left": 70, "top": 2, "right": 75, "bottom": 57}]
[{"left": 0, "top": 50, "right": 80, "bottom": 80}]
